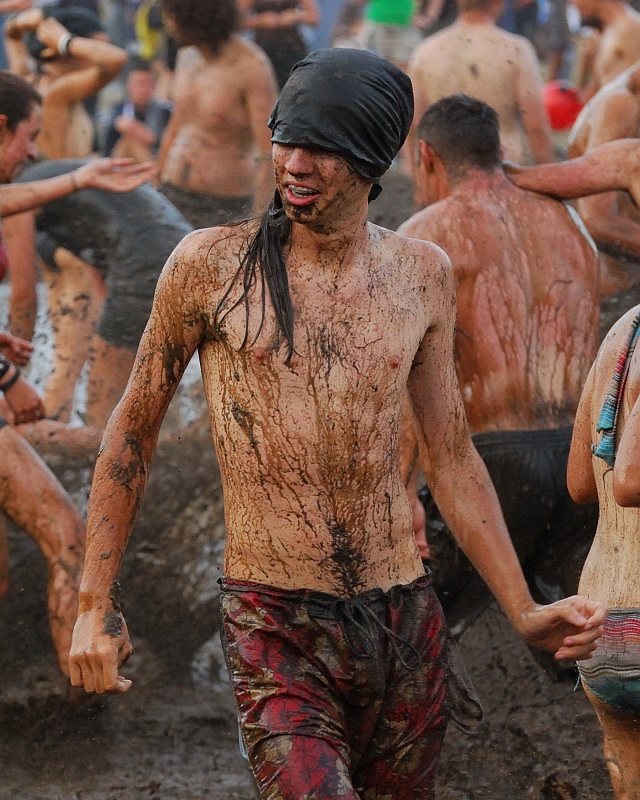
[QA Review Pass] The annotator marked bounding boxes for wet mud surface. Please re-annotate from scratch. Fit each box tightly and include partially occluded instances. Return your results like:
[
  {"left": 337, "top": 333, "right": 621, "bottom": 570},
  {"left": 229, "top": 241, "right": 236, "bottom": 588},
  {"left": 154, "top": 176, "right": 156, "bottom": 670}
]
[{"left": 0, "top": 169, "right": 625, "bottom": 798}]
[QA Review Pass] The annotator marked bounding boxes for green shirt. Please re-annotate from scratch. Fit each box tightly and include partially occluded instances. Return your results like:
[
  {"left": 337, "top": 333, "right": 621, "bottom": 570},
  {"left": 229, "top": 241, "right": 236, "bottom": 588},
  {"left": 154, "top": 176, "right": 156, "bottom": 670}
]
[{"left": 364, "top": 0, "right": 416, "bottom": 26}]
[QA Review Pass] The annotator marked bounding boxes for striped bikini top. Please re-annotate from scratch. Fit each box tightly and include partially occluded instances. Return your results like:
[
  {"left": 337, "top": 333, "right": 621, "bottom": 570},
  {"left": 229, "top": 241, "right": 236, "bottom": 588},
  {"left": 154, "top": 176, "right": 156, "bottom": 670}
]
[{"left": 592, "top": 309, "right": 640, "bottom": 468}]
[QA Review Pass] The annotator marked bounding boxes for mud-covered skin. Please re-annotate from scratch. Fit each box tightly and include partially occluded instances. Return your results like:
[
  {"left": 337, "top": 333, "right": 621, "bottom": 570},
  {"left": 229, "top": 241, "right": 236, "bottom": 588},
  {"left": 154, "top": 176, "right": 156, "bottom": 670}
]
[
  {"left": 399, "top": 172, "right": 600, "bottom": 433},
  {"left": 69, "top": 143, "right": 608, "bottom": 702},
  {"left": 205, "top": 221, "right": 436, "bottom": 596}
]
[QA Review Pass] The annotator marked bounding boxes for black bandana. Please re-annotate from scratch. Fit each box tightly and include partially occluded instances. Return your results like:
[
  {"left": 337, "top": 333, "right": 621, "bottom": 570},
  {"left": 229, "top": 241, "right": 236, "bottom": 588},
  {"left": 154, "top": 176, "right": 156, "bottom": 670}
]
[{"left": 268, "top": 48, "right": 414, "bottom": 186}]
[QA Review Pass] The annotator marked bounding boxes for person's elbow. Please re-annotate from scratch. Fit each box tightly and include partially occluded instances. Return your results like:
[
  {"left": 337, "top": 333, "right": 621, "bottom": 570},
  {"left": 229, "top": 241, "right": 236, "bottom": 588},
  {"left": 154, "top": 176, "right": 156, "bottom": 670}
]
[
  {"left": 567, "top": 469, "right": 598, "bottom": 505},
  {"left": 612, "top": 462, "right": 640, "bottom": 507}
]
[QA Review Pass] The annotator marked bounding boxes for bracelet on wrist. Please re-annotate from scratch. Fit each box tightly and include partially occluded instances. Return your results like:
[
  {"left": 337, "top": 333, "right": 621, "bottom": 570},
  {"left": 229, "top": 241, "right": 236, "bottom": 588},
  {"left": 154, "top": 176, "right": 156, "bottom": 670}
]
[
  {"left": 0, "top": 353, "right": 11, "bottom": 382},
  {"left": 0, "top": 364, "right": 21, "bottom": 392},
  {"left": 57, "top": 32, "right": 75, "bottom": 57}
]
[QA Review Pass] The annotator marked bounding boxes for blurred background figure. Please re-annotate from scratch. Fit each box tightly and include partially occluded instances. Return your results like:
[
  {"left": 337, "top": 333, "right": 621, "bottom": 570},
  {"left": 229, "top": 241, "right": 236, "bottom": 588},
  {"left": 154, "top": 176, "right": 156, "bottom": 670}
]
[
  {"left": 102, "top": 54, "right": 171, "bottom": 161},
  {"left": 353, "top": 0, "right": 422, "bottom": 71},
  {"left": 4, "top": 4, "right": 127, "bottom": 157},
  {"left": 408, "top": 0, "right": 553, "bottom": 168},
  {"left": 237, "top": 0, "right": 319, "bottom": 89}
]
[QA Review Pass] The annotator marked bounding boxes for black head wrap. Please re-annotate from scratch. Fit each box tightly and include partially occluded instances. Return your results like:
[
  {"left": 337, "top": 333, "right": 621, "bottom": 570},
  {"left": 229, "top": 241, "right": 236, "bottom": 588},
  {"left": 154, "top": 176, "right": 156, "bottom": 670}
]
[
  {"left": 26, "top": 6, "right": 105, "bottom": 62},
  {"left": 268, "top": 48, "right": 414, "bottom": 192}
]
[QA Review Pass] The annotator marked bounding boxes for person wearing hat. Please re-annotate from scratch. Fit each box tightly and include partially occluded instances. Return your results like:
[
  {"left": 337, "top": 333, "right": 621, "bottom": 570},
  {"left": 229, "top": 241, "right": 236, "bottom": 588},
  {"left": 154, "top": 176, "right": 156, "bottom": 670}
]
[{"left": 68, "top": 48, "right": 607, "bottom": 798}]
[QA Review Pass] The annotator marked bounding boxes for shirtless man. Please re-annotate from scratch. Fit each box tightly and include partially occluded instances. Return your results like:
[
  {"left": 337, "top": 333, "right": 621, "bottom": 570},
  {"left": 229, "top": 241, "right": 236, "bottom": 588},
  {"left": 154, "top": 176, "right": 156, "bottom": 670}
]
[
  {"left": 398, "top": 94, "right": 600, "bottom": 645},
  {"left": 572, "top": 0, "right": 640, "bottom": 102},
  {"left": 69, "top": 49, "right": 606, "bottom": 798},
  {"left": 156, "top": 0, "right": 278, "bottom": 229},
  {"left": 567, "top": 305, "right": 640, "bottom": 798},
  {"left": 408, "top": 0, "right": 553, "bottom": 168},
  {"left": 567, "top": 61, "right": 640, "bottom": 296}
]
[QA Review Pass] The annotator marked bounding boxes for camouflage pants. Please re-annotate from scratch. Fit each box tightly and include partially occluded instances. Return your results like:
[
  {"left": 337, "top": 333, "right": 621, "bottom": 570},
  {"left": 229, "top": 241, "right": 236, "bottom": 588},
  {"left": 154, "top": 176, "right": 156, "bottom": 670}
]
[{"left": 220, "top": 573, "right": 449, "bottom": 800}]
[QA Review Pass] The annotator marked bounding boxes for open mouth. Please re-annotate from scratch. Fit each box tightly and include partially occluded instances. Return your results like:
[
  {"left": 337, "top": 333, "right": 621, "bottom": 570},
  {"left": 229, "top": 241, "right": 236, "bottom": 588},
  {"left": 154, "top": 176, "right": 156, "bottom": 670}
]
[{"left": 286, "top": 184, "right": 320, "bottom": 204}]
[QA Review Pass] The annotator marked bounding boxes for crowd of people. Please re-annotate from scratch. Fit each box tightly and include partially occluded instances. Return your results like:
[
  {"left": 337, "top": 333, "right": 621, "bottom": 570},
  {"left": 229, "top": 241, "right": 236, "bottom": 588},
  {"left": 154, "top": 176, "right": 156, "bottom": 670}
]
[{"left": 0, "top": 0, "right": 639, "bottom": 798}]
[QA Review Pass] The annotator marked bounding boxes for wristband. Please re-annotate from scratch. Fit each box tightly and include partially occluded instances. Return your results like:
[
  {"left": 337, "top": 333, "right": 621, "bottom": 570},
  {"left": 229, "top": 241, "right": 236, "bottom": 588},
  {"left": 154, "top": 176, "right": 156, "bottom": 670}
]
[
  {"left": 0, "top": 364, "right": 20, "bottom": 392},
  {"left": 57, "top": 32, "right": 75, "bottom": 57},
  {"left": 0, "top": 353, "right": 10, "bottom": 381}
]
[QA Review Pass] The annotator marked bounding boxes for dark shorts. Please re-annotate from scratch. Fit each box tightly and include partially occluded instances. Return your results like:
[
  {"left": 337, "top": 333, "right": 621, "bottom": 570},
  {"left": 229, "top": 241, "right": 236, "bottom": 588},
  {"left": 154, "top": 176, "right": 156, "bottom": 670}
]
[
  {"left": 220, "top": 573, "right": 474, "bottom": 800},
  {"left": 159, "top": 183, "right": 251, "bottom": 230},
  {"left": 421, "top": 427, "right": 598, "bottom": 635}
]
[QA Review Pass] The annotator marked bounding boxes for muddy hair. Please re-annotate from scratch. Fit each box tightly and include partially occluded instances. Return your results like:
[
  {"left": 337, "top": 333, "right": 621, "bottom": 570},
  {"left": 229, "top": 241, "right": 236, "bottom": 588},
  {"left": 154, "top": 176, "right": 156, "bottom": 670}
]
[
  {"left": 0, "top": 70, "right": 41, "bottom": 131},
  {"left": 215, "top": 191, "right": 296, "bottom": 364},
  {"left": 160, "top": 0, "right": 238, "bottom": 52}
]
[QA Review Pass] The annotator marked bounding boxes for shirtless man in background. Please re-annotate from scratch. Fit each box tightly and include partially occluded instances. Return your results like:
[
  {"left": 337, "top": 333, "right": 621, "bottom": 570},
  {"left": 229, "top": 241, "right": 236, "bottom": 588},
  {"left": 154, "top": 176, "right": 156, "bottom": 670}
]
[
  {"left": 568, "top": 61, "right": 640, "bottom": 296},
  {"left": 69, "top": 50, "right": 606, "bottom": 798},
  {"left": 399, "top": 95, "right": 599, "bottom": 645},
  {"left": 156, "top": 0, "right": 278, "bottom": 228},
  {"left": 572, "top": 0, "right": 640, "bottom": 102},
  {"left": 408, "top": 0, "right": 553, "bottom": 169}
]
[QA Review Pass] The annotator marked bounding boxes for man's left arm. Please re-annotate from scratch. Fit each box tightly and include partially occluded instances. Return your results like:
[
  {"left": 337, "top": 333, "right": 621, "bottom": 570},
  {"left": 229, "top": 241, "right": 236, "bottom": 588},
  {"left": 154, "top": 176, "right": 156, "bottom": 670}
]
[{"left": 408, "top": 242, "right": 606, "bottom": 659}]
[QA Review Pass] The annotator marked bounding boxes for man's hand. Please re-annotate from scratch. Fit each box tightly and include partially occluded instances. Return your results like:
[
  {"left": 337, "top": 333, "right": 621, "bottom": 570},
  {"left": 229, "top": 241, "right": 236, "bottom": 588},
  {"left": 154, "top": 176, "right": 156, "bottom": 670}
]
[
  {"left": 74, "top": 158, "right": 157, "bottom": 193},
  {"left": 516, "top": 596, "right": 608, "bottom": 661},
  {"left": 3, "top": 375, "right": 45, "bottom": 423},
  {"left": 69, "top": 606, "right": 134, "bottom": 694},
  {"left": 0, "top": 331, "right": 33, "bottom": 365}
]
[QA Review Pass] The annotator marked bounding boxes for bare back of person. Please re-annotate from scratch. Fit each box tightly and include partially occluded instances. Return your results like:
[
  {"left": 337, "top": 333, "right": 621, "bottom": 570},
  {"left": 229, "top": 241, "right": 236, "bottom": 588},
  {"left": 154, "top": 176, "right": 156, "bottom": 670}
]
[
  {"left": 159, "top": 37, "right": 275, "bottom": 200},
  {"left": 159, "top": 220, "right": 442, "bottom": 597},
  {"left": 410, "top": 21, "right": 551, "bottom": 163},
  {"left": 399, "top": 173, "right": 599, "bottom": 431}
]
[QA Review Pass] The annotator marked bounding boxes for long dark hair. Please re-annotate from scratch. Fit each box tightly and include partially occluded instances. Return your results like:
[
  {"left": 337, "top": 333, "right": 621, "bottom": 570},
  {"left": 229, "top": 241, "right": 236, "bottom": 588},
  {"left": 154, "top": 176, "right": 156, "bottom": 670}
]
[{"left": 215, "top": 192, "right": 296, "bottom": 363}]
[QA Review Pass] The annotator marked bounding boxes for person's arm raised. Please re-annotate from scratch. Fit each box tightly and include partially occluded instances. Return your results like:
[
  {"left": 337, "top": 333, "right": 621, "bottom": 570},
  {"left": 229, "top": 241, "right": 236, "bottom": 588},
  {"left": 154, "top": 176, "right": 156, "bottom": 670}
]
[{"left": 36, "top": 16, "right": 127, "bottom": 102}]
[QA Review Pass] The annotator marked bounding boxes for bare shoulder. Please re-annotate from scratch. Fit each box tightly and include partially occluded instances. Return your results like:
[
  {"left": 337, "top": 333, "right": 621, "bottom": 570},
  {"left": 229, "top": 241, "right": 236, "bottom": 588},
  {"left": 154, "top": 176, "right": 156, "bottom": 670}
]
[
  {"left": 374, "top": 223, "right": 453, "bottom": 291},
  {"left": 225, "top": 34, "right": 276, "bottom": 78},
  {"left": 396, "top": 202, "right": 451, "bottom": 245},
  {"left": 157, "top": 221, "right": 259, "bottom": 296}
]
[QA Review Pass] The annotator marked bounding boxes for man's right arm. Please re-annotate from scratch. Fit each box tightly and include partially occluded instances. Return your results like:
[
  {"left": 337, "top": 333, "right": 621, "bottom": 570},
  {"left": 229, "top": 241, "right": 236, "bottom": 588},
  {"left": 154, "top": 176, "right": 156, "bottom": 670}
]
[
  {"left": 505, "top": 139, "right": 640, "bottom": 203},
  {"left": 68, "top": 231, "right": 209, "bottom": 694}
]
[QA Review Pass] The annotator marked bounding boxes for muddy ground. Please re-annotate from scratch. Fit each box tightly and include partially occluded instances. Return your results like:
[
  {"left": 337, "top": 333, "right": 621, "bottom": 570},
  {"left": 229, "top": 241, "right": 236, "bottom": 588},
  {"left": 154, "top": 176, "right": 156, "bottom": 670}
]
[{"left": 0, "top": 168, "right": 627, "bottom": 799}]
